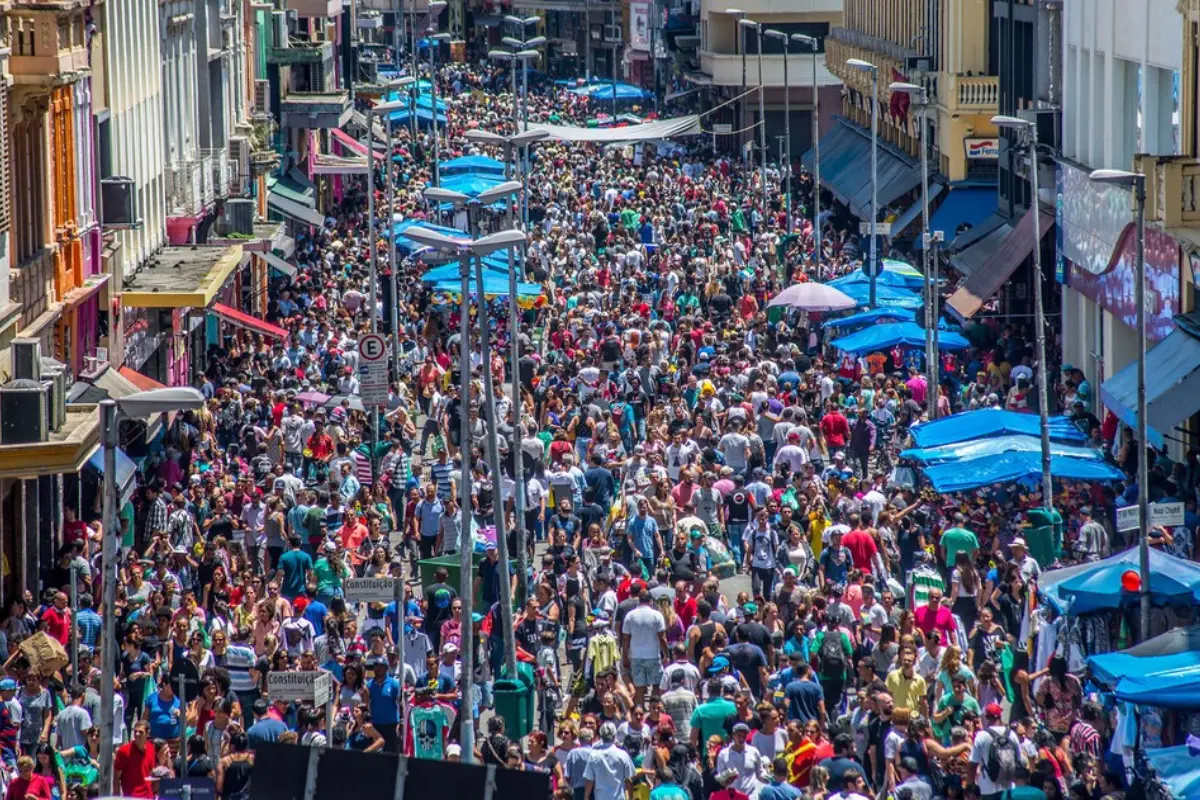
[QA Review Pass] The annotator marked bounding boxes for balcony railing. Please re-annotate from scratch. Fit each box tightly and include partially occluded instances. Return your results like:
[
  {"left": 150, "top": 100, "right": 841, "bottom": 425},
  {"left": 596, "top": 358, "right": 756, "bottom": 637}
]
[
  {"left": 1135, "top": 153, "right": 1200, "bottom": 230},
  {"left": 203, "top": 149, "right": 230, "bottom": 201},
  {"left": 167, "top": 159, "right": 204, "bottom": 218},
  {"left": 827, "top": 27, "right": 916, "bottom": 67},
  {"left": 941, "top": 73, "right": 999, "bottom": 112}
]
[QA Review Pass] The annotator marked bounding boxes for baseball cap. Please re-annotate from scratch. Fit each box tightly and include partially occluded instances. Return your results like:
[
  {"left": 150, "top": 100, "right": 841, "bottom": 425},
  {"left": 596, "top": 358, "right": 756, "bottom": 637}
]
[
  {"left": 0, "top": 678, "right": 16, "bottom": 691},
  {"left": 707, "top": 655, "right": 730, "bottom": 674},
  {"left": 442, "top": 642, "right": 459, "bottom": 654},
  {"left": 446, "top": 744, "right": 462, "bottom": 758},
  {"left": 984, "top": 702, "right": 1004, "bottom": 718},
  {"left": 732, "top": 722, "right": 750, "bottom": 734},
  {"left": 743, "top": 602, "right": 758, "bottom": 614},
  {"left": 485, "top": 541, "right": 498, "bottom": 551}
]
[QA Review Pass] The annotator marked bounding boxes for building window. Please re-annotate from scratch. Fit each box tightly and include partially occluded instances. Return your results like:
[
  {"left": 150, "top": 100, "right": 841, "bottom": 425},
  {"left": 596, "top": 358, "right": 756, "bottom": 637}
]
[{"left": 742, "top": 22, "right": 829, "bottom": 55}]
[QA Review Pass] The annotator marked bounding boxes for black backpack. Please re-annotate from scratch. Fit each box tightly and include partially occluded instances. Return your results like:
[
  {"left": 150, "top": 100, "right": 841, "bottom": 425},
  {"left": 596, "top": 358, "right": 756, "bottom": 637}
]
[
  {"left": 818, "top": 630, "right": 847, "bottom": 675},
  {"left": 984, "top": 727, "right": 1019, "bottom": 784}
]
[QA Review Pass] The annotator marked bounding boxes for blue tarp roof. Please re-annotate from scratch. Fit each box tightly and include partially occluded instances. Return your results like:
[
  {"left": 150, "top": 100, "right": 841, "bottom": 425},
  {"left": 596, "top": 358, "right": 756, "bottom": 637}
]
[
  {"left": 831, "top": 280, "right": 924, "bottom": 309},
  {"left": 922, "top": 450, "right": 1125, "bottom": 493},
  {"left": 1147, "top": 743, "right": 1200, "bottom": 798},
  {"left": 909, "top": 408, "right": 1089, "bottom": 448},
  {"left": 390, "top": 219, "right": 470, "bottom": 253},
  {"left": 569, "top": 81, "right": 652, "bottom": 101},
  {"left": 439, "top": 174, "right": 506, "bottom": 196},
  {"left": 830, "top": 321, "right": 970, "bottom": 355},
  {"left": 917, "top": 186, "right": 998, "bottom": 249},
  {"left": 421, "top": 256, "right": 513, "bottom": 282},
  {"left": 901, "top": 434, "right": 1107, "bottom": 466},
  {"left": 1099, "top": 325, "right": 1200, "bottom": 449},
  {"left": 386, "top": 90, "right": 447, "bottom": 111},
  {"left": 823, "top": 307, "right": 916, "bottom": 331},
  {"left": 830, "top": 267, "right": 925, "bottom": 292},
  {"left": 1056, "top": 548, "right": 1200, "bottom": 616},
  {"left": 387, "top": 107, "right": 449, "bottom": 127},
  {"left": 440, "top": 155, "right": 506, "bottom": 175},
  {"left": 428, "top": 275, "right": 542, "bottom": 299}
]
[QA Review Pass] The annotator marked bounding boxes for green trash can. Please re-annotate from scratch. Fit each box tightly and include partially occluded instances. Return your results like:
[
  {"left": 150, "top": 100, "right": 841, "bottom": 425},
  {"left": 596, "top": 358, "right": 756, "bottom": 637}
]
[
  {"left": 418, "top": 553, "right": 485, "bottom": 606},
  {"left": 1025, "top": 506, "right": 1062, "bottom": 566},
  {"left": 493, "top": 674, "right": 533, "bottom": 739}
]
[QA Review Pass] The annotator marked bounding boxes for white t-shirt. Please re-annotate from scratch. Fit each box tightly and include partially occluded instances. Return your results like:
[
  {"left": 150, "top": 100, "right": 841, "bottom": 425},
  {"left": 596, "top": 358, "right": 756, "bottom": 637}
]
[
  {"left": 718, "top": 433, "right": 749, "bottom": 470},
  {"left": 969, "top": 725, "right": 1021, "bottom": 795},
  {"left": 621, "top": 604, "right": 666, "bottom": 659}
]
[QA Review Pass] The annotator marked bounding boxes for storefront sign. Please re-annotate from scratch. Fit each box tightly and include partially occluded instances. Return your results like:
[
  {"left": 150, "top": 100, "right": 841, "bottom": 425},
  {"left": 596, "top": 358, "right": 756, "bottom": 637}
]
[
  {"left": 963, "top": 137, "right": 999, "bottom": 159},
  {"left": 630, "top": 2, "right": 651, "bottom": 51},
  {"left": 1059, "top": 161, "right": 1132, "bottom": 275}
]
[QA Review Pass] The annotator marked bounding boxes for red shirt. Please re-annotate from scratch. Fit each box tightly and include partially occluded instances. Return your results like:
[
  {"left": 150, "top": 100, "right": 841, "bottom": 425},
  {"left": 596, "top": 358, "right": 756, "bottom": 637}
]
[
  {"left": 841, "top": 529, "right": 878, "bottom": 572},
  {"left": 8, "top": 774, "right": 52, "bottom": 800},
  {"left": 42, "top": 605, "right": 71, "bottom": 645},
  {"left": 114, "top": 740, "right": 157, "bottom": 798},
  {"left": 62, "top": 520, "right": 88, "bottom": 547},
  {"left": 820, "top": 412, "right": 850, "bottom": 448},
  {"left": 913, "top": 603, "right": 956, "bottom": 639}
]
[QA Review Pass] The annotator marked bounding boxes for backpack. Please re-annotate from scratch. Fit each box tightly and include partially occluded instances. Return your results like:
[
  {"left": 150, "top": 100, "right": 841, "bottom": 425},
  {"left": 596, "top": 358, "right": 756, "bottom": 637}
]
[
  {"left": 818, "top": 630, "right": 847, "bottom": 675},
  {"left": 984, "top": 727, "right": 1019, "bottom": 784}
]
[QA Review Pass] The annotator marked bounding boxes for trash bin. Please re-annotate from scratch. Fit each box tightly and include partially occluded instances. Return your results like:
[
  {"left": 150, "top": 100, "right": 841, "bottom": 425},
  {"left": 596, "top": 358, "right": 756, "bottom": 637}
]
[
  {"left": 1025, "top": 506, "right": 1061, "bottom": 566},
  {"left": 493, "top": 675, "right": 533, "bottom": 739},
  {"left": 418, "top": 553, "right": 485, "bottom": 606}
]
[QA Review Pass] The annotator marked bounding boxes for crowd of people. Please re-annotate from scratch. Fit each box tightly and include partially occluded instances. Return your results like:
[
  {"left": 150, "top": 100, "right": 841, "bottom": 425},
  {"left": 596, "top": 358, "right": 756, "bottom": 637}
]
[{"left": 0, "top": 52, "right": 1156, "bottom": 800}]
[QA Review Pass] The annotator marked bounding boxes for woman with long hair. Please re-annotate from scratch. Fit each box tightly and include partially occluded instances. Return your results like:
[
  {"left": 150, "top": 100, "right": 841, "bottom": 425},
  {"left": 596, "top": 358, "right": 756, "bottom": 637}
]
[
  {"left": 934, "top": 645, "right": 976, "bottom": 704},
  {"left": 1035, "top": 655, "right": 1082, "bottom": 737},
  {"left": 33, "top": 742, "right": 66, "bottom": 800},
  {"left": 656, "top": 594, "right": 685, "bottom": 645},
  {"left": 948, "top": 551, "right": 979, "bottom": 633},
  {"left": 345, "top": 706, "right": 384, "bottom": 752}
]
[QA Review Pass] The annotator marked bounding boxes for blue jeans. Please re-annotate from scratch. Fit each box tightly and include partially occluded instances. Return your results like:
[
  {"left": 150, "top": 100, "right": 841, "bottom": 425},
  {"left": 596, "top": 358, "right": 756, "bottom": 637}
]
[{"left": 727, "top": 522, "right": 746, "bottom": 565}]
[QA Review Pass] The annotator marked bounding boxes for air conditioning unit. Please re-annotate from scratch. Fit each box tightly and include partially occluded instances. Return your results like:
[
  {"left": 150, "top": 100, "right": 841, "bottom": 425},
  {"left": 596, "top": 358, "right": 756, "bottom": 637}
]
[
  {"left": 39, "top": 358, "right": 67, "bottom": 433},
  {"left": 254, "top": 80, "right": 271, "bottom": 113},
  {"left": 221, "top": 199, "right": 256, "bottom": 235},
  {"left": 0, "top": 380, "right": 49, "bottom": 445},
  {"left": 604, "top": 24, "right": 621, "bottom": 41},
  {"left": 11, "top": 338, "right": 41, "bottom": 382},
  {"left": 101, "top": 177, "right": 138, "bottom": 228},
  {"left": 229, "top": 136, "right": 250, "bottom": 188}
]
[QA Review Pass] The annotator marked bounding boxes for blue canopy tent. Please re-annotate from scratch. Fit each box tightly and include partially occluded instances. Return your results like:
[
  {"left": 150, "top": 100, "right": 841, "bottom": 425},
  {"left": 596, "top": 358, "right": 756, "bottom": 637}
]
[
  {"left": 909, "top": 408, "right": 1089, "bottom": 448},
  {"left": 421, "top": 256, "right": 513, "bottom": 282},
  {"left": 390, "top": 220, "right": 470, "bottom": 253},
  {"left": 1147, "top": 743, "right": 1200, "bottom": 798},
  {"left": 428, "top": 275, "right": 543, "bottom": 299},
  {"left": 830, "top": 267, "right": 925, "bottom": 292},
  {"left": 440, "top": 155, "right": 506, "bottom": 176},
  {"left": 386, "top": 90, "right": 447, "bottom": 111},
  {"left": 830, "top": 280, "right": 924, "bottom": 309},
  {"left": 823, "top": 307, "right": 916, "bottom": 331},
  {"left": 569, "top": 82, "right": 652, "bottom": 102},
  {"left": 387, "top": 107, "right": 449, "bottom": 127},
  {"left": 439, "top": 174, "right": 506, "bottom": 196},
  {"left": 901, "top": 434, "right": 1107, "bottom": 466},
  {"left": 830, "top": 321, "right": 970, "bottom": 355},
  {"left": 922, "top": 450, "right": 1125, "bottom": 493},
  {"left": 1088, "top": 625, "right": 1200, "bottom": 685},
  {"left": 1055, "top": 547, "right": 1200, "bottom": 615}
]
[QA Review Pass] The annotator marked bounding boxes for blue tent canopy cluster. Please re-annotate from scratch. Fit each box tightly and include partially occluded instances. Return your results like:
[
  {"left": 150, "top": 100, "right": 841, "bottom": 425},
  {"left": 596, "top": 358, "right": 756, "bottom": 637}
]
[
  {"left": 567, "top": 81, "right": 652, "bottom": 102},
  {"left": 829, "top": 267, "right": 925, "bottom": 292},
  {"left": 909, "top": 408, "right": 1089, "bottom": 447},
  {"left": 831, "top": 278, "right": 923, "bottom": 309},
  {"left": 1147, "top": 742, "right": 1200, "bottom": 798},
  {"left": 439, "top": 155, "right": 506, "bottom": 176},
  {"left": 830, "top": 321, "right": 970, "bottom": 356}
]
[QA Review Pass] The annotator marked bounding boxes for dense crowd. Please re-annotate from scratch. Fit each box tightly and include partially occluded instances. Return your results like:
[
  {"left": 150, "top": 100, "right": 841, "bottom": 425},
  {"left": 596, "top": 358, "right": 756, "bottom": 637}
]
[{"left": 0, "top": 55, "right": 1160, "bottom": 800}]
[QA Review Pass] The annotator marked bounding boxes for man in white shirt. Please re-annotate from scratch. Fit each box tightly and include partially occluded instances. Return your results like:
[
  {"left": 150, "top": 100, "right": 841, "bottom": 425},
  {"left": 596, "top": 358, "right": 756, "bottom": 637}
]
[
  {"left": 715, "top": 723, "right": 767, "bottom": 797},
  {"left": 584, "top": 722, "right": 636, "bottom": 800},
  {"left": 968, "top": 703, "right": 1024, "bottom": 799},
  {"left": 621, "top": 590, "right": 668, "bottom": 705},
  {"left": 665, "top": 433, "right": 700, "bottom": 482}
]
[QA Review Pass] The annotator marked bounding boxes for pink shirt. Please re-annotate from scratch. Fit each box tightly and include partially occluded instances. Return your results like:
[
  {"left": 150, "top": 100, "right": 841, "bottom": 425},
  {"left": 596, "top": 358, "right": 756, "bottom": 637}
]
[
  {"left": 906, "top": 376, "right": 928, "bottom": 405},
  {"left": 913, "top": 603, "right": 955, "bottom": 639}
]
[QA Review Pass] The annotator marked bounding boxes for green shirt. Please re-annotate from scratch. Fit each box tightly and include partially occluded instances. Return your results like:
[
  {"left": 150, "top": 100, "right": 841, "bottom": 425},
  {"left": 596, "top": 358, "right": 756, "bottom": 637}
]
[
  {"left": 1003, "top": 788, "right": 1047, "bottom": 800},
  {"left": 934, "top": 693, "right": 980, "bottom": 740},
  {"left": 690, "top": 697, "right": 737, "bottom": 744},
  {"left": 812, "top": 630, "right": 854, "bottom": 680},
  {"left": 940, "top": 527, "right": 979, "bottom": 566},
  {"left": 313, "top": 556, "right": 349, "bottom": 596}
]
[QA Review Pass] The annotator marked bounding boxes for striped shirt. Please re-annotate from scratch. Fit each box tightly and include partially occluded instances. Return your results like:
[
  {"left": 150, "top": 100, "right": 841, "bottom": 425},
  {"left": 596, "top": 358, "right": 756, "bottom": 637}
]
[
  {"left": 213, "top": 644, "right": 258, "bottom": 694},
  {"left": 429, "top": 461, "right": 455, "bottom": 500},
  {"left": 75, "top": 609, "right": 102, "bottom": 649},
  {"left": 1068, "top": 720, "right": 1101, "bottom": 759}
]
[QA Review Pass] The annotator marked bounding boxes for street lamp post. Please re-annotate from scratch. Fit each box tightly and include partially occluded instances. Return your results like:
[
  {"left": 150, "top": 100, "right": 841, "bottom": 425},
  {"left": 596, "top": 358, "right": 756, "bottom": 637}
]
[
  {"left": 401, "top": 225, "right": 528, "bottom": 758},
  {"left": 1091, "top": 167, "right": 1149, "bottom": 640},
  {"left": 765, "top": 29, "right": 790, "bottom": 232},
  {"left": 412, "top": 2, "right": 448, "bottom": 97},
  {"left": 98, "top": 389, "right": 206, "bottom": 795},
  {"left": 737, "top": 18, "right": 767, "bottom": 215},
  {"left": 376, "top": 90, "right": 414, "bottom": 364},
  {"left": 994, "top": 115, "right": 1054, "bottom": 504},
  {"left": 847, "top": 58, "right": 879, "bottom": 307},
  {"left": 726, "top": 8, "right": 746, "bottom": 154},
  {"left": 892, "top": 81, "right": 939, "bottom": 418},
  {"left": 793, "top": 34, "right": 819, "bottom": 271}
]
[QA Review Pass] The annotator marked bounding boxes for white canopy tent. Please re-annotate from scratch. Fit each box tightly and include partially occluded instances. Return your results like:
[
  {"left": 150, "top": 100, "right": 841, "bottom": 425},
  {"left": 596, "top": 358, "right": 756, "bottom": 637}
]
[{"left": 520, "top": 115, "right": 702, "bottom": 143}]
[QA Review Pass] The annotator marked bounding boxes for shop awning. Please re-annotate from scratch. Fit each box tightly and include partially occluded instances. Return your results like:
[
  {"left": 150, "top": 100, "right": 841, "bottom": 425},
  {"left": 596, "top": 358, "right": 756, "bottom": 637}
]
[
  {"left": 87, "top": 445, "right": 139, "bottom": 508},
  {"left": 886, "top": 183, "right": 944, "bottom": 240},
  {"left": 331, "top": 128, "right": 384, "bottom": 161},
  {"left": 945, "top": 207, "right": 1053, "bottom": 320},
  {"left": 260, "top": 251, "right": 297, "bottom": 277},
  {"left": 266, "top": 170, "right": 316, "bottom": 207},
  {"left": 268, "top": 193, "right": 325, "bottom": 227},
  {"left": 918, "top": 186, "right": 998, "bottom": 248},
  {"left": 273, "top": 234, "right": 296, "bottom": 260},
  {"left": 948, "top": 219, "right": 1011, "bottom": 278},
  {"left": 211, "top": 302, "right": 289, "bottom": 340},
  {"left": 801, "top": 116, "right": 922, "bottom": 220},
  {"left": 118, "top": 366, "right": 167, "bottom": 392},
  {"left": 312, "top": 151, "right": 370, "bottom": 175},
  {"left": 1100, "top": 321, "right": 1200, "bottom": 448}
]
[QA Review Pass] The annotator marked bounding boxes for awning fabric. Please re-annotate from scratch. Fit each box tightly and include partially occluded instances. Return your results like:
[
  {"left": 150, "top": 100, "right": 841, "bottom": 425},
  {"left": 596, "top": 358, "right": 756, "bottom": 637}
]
[
  {"left": 1100, "top": 324, "right": 1200, "bottom": 448},
  {"left": 330, "top": 128, "right": 384, "bottom": 161},
  {"left": 887, "top": 183, "right": 944, "bottom": 240},
  {"left": 909, "top": 408, "right": 1088, "bottom": 448},
  {"left": 923, "top": 450, "right": 1125, "bottom": 493},
  {"left": 822, "top": 307, "right": 916, "bottom": 331},
  {"left": 211, "top": 302, "right": 289, "bottom": 340},
  {"left": 266, "top": 170, "right": 316, "bottom": 207},
  {"left": 800, "top": 116, "right": 922, "bottom": 220},
  {"left": 947, "top": 221, "right": 1011, "bottom": 278},
  {"left": 268, "top": 193, "right": 325, "bottom": 227},
  {"left": 87, "top": 446, "right": 139, "bottom": 508},
  {"left": 1056, "top": 547, "right": 1200, "bottom": 616},
  {"left": 830, "top": 321, "right": 971, "bottom": 355},
  {"left": 273, "top": 234, "right": 296, "bottom": 259},
  {"left": 260, "top": 251, "right": 297, "bottom": 277},
  {"left": 827, "top": 279, "right": 923, "bottom": 309},
  {"left": 312, "top": 151, "right": 369, "bottom": 175},
  {"left": 118, "top": 366, "right": 167, "bottom": 392},
  {"left": 921, "top": 186, "right": 998, "bottom": 246},
  {"left": 946, "top": 208, "right": 1053, "bottom": 320},
  {"left": 901, "top": 434, "right": 1107, "bottom": 466},
  {"left": 1146, "top": 744, "right": 1200, "bottom": 795},
  {"left": 440, "top": 155, "right": 506, "bottom": 176},
  {"left": 521, "top": 116, "right": 701, "bottom": 142}
]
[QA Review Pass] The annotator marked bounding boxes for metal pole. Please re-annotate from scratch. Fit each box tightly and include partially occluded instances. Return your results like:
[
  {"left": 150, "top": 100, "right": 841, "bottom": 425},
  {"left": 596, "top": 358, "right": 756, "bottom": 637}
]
[
  {"left": 367, "top": 105, "right": 380, "bottom": 486},
  {"left": 868, "top": 67, "right": 878, "bottom": 308},
  {"left": 177, "top": 673, "right": 188, "bottom": 775},
  {"left": 395, "top": 0, "right": 404, "bottom": 71},
  {"left": 811, "top": 44, "right": 820, "bottom": 273},
  {"left": 919, "top": 91, "right": 935, "bottom": 420},
  {"left": 457, "top": 252, "right": 476, "bottom": 761},
  {"left": 584, "top": 0, "right": 591, "bottom": 81},
  {"left": 387, "top": 117, "right": 401, "bottom": 360},
  {"left": 756, "top": 28, "right": 766, "bottom": 215},
  {"left": 1028, "top": 139, "right": 1052, "bottom": 506},
  {"left": 69, "top": 563, "right": 78, "bottom": 688},
  {"left": 612, "top": 42, "right": 618, "bottom": 119},
  {"left": 1135, "top": 176, "right": 1150, "bottom": 641},
  {"left": 782, "top": 42, "right": 791, "bottom": 232},
  {"left": 474, "top": 251, "right": 518, "bottom": 678},
  {"left": 393, "top": 572, "right": 405, "bottom": 736},
  {"left": 930, "top": 237, "right": 940, "bottom": 410},
  {"left": 98, "top": 399, "right": 118, "bottom": 795},
  {"left": 511, "top": 57, "right": 519, "bottom": 135},
  {"left": 740, "top": 14, "right": 746, "bottom": 154},
  {"left": 431, "top": 41, "right": 441, "bottom": 186},
  {"left": 504, "top": 143, "right": 529, "bottom": 603}
]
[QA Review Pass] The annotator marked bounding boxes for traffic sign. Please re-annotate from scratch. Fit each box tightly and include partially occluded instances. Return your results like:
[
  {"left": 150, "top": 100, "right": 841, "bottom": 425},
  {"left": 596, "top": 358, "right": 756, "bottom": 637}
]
[
  {"left": 859, "top": 222, "right": 892, "bottom": 236},
  {"left": 713, "top": 123, "right": 732, "bottom": 135},
  {"left": 358, "top": 333, "right": 386, "bottom": 362},
  {"left": 1116, "top": 501, "right": 1185, "bottom": 532},
  {"left": 344, "top": 576, "right": 397, "bottom": 603},
  {"left": 268, "top": 670, "right": 332, "bottom": 706}
]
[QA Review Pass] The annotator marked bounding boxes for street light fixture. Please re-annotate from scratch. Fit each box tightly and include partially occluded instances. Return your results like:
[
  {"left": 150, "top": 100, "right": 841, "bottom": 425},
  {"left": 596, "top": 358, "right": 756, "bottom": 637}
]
[
  {"left": 792, "top": 33, "right": 820, "bottom": 271},
  {"left": 376, "top": 93, "right": 413, "bottom": 384},
  {"left": 990, "top": 114, "right": 1054, "bottom": 503},
  {"left": 764, "top": 29, "right": 791, "bottom": 232},
  {"left": 725, "top": 9, "right": 748, "bottom": 151},
  {"left": 847, "top": 58, "right": 880, "bottom": 307},
  {"left": 98, "top": 389, "right": 206, "bottom": 795},
  {"left": 738, "top": 18, "right": 768, "bottom": 214},
  {"left": 1090, "top": 166, "right": 1150, "bottom": 641}
]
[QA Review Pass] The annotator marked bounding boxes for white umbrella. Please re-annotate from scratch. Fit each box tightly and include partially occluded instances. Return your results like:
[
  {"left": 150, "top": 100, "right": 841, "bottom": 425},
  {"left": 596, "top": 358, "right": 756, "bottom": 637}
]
[{"left": 767, "top": 282, "right": 856, "bottom": 311}]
